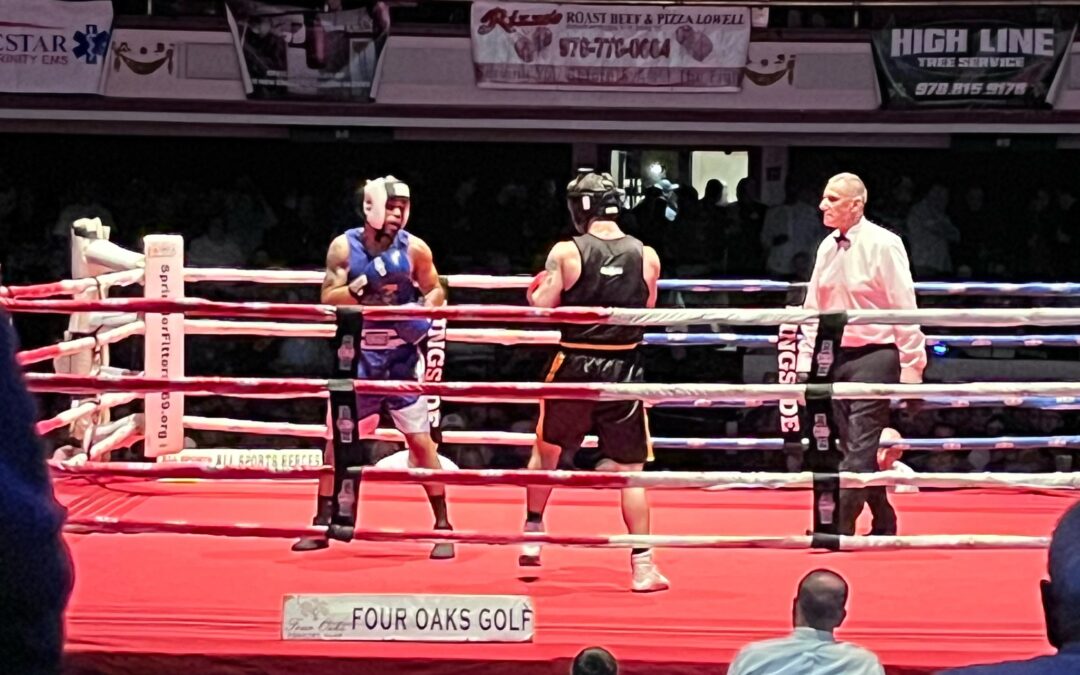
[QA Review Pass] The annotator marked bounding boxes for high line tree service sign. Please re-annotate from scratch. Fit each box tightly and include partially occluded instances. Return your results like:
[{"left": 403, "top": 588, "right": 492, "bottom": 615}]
[{"left": 873, "top": 11, "right": 1074, "bottom": 107}]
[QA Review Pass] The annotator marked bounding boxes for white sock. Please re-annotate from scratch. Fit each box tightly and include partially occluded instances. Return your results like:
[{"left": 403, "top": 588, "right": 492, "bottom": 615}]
[{"left": 525, "top": 520, "right": 544, "bottom": 533}]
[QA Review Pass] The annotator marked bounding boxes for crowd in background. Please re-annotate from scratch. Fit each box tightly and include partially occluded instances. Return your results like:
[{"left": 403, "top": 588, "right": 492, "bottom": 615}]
[{"left": 4, "top": 137, "right": 1080, "bottom": 474}]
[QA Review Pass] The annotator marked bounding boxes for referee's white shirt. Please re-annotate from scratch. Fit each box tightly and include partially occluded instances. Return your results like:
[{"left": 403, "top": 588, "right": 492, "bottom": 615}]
[{"left": 796, "top": 217, "right": 927, "bottom": 383}]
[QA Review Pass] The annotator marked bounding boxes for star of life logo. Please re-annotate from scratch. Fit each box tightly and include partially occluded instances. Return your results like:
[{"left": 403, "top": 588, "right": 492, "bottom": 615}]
[{"left": 73, "top": 24, "right": 110, "bottom": 64}]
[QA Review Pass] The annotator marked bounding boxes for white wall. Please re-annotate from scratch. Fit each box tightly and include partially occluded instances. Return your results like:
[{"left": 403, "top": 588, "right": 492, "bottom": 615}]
[{"left": 692, "top": 151, "right": 749, "bottom": 205}]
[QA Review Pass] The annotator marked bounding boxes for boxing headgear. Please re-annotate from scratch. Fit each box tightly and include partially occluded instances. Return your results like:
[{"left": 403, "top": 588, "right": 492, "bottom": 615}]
[
  {"left": 361, "top": 175, "right": 411, "bottom": 230},
  {"left": 566, "top": 170, "right": 623, "bottom": 234}
]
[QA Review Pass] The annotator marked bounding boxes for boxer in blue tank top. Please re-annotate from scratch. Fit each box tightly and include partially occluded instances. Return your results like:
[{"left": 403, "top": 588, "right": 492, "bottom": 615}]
[{"left": 292, "top": 175, "right": 455, "bottom": 558}]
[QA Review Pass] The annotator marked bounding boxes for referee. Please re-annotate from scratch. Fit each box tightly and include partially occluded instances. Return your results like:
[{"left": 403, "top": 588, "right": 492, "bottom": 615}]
[{"left": 797, "top": 173, "right": 927, "bottom": 536}]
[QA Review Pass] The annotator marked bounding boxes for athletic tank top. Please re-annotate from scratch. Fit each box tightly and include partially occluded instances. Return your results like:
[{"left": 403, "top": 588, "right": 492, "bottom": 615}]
[
  {"left": 344, "top": 228, "right": 420, "bottom": 306},
  {"left": 560, "top": 233, "right": 648, "bottom": 347}
]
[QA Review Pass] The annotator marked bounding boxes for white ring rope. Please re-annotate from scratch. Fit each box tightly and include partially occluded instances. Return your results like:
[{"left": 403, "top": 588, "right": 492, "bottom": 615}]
[
  {"left": 57, "top": 515, "right": 1052, "bottom": 550},
  {"left": 35, "top": 392, "right": 140, "bottom": 434},
  {"left": 182, "top": 415, "right": 328, "bottom": 439},
  {"left": 17, "top": 321, "right": 145, "bottom": 366},
  {"left": 158, "top": 417, "right": 1080, "bottom": 454},
  {"left": 88, "top": 416, "right": 143, "bottom": 461},
  {"left": 18, "top": 298, "right": 1080, "bottom": 329},
  {"left": 30, "top": 374, "right": 1080, "bottom": 405},
  {"left": 360, "top": 467, "right": 1080, "bottom": 491},
  {"left": 180, "top": 268, "right": 1080, "bottom": 298},
  {"left": 1, "top": 268, "right": 144, "bottom": 299},
  {"left": 182, "top": 320, "right": 1080, "bottom": 350}
]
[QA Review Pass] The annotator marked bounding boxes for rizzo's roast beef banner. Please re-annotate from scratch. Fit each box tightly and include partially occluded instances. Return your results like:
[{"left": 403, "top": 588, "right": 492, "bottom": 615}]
[
  {"left": 873, "top": 12, "right": 1075, "bottom": 107},
  {"left": 470, "top": 2, "right": 751, "bottom": 91},
  {"left": 225, "top": 0, "right": 388, "bottom": 100}
]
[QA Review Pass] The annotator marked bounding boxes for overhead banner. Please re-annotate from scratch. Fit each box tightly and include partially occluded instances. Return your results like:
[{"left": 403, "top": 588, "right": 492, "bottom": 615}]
[
  {"left": 101, "top": 29, "right": 246, "bottom": 100},
  {"left": 873, "top": 13, "right": 1075, "bottom": 107},
  {"left": 470, "top": 2, "right": 751, "bottom": 91},
  {"left": 283, "top": 594, "right": 535, "bottom": 642},
  {"left": 0, "top": 0, "right": 112, "bottom": 94},
  {"left": 225, "top": 0, "right": 387, "bottom": 100}
]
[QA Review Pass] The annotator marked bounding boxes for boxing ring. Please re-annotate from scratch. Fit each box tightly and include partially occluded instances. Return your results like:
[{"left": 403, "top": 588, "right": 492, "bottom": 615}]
[{"left": 7, "top": 230, "right": 1080, "bottom": 673}]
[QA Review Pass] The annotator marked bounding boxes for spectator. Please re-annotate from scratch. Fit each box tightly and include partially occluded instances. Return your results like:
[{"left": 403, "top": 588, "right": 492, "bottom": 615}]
[
  {"left": 942, "top": 501, "right": 1080, "bottom": 673},
  {"left": 571, "top": 646, "right": 618, "bottom": 675},
  {"left": 761, "top": 183, "right": 823, "bottom": 278},
  {"left": 188, "top": 216, "right": 246, "bottom": 268},
  {"left": 728, "top": 569, "right": 884, "bottom": 675},
  {"left": 906, "top": 183, "right": 960, "bottom": 278},
  {"left": 0, "top": 312, "right": 73, "bottom": 671},
  {"left": 724, "top": 177, "right": 767, "bottom": 273}
]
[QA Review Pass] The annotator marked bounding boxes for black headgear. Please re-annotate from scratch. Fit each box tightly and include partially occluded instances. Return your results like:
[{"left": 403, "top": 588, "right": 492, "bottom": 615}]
[{"left": 566, "top": 169, "right": 623, "bottom": 234}]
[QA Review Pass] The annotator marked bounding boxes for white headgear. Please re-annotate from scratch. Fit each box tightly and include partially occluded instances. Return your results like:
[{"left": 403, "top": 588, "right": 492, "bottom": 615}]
[{"left": 362, "top": 176, "right": 411, "bottom": 230}]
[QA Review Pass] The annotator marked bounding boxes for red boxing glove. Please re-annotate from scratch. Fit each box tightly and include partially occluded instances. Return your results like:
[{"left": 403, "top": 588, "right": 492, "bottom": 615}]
[
  {"left": 877, "top": 427, "right": 903, "bottom": 470},
  {"left": 527, "top": 271, "right": 548, "bottom": 299}
]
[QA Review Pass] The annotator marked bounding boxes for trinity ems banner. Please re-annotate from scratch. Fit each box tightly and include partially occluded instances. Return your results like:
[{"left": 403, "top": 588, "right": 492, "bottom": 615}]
[
  {"left": 873, "top": 13, "right": 1074, "bottom": 107},
  {"left": 0, "top": 0, "right": 112, "bottom": 94},
  {"left": 226, "top": 0, "right": 387, "bottom": 100},
  {"left": 470, "top": 2, "right": 751, "bottom": 91}
]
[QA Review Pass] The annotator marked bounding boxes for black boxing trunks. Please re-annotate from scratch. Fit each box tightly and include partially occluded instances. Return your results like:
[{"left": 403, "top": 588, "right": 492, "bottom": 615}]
[{"left": 539, "top": 347, "right": 650, "bottom": 468}]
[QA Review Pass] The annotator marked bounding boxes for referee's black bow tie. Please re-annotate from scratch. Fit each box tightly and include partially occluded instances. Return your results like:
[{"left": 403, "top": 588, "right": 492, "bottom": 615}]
[{"left": 835, "top": 233, "right": 851, "bottom": 250}]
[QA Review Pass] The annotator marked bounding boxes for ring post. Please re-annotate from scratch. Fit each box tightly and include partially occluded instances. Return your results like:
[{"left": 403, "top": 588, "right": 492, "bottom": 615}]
[
  {"left": 328, "top": 307, "right": 363, "bottom": 534},
  {"left": 143, "top": 235, "right": 185, "bottom": 458},
  {"left": 805, "top": 311, "right": 846, "bottom": 541},
  {"left": 423, "top": 317, "right": 448, "bottom": 443}
]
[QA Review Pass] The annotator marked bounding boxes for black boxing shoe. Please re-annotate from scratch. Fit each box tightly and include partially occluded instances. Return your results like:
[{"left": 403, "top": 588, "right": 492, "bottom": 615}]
[
  {"left": 292, "top": 496, "right": 333, "bottom": 552},
  {"left": 292, "top": 536, "right": 329, "bottom": 552}
]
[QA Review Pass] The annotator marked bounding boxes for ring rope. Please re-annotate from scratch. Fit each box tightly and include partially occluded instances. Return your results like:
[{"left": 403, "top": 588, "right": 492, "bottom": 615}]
[
  {"left": 17, "top": 321, "right": 145, "bottom": 366},
  {"left": 178, "top": 268, "right": 1080, "bottom": 298},
  {"left": 148, "top": 416, "right": 1080, "bottom": 453},
  {"left": 59, "top": 517, "right": 1050, "bottom": 550},
  {"left": 35, "top": 392, "right": 140, "bottom": 435},
  {"left": 48, "top": 461, "right": 1080, "bottom": 491},
  {"left": 0, "top": 268, "right": 144, "bottom": 299},
  {"left": 27, "top": 374, "right": 1080, "bottom": 404},
  {"left": 180, "top": 320, "right": 1080, "bottom": 350},
  {"left": 14, "top": 298, "right": 1080, "bottom": 328},
  {"left": 182, "top": 415, "right": 328, "bottom": 438},
  {"left": 353, "top": 467, "right": 1080, "bottom": 491},
  {"left": 88, "top": 417, "right": 143, "bottom": 461}
]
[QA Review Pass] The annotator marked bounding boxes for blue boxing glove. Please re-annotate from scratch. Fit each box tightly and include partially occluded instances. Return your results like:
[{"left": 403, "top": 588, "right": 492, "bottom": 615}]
[
  {"left": 356, "top": 248, "right": 412, "bottom": 300},
  {"left": 395, "top": 312, "right": 433, "bottom": 345}
]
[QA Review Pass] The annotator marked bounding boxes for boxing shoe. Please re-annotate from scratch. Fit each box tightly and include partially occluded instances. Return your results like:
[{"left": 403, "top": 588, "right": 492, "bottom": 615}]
[
  {"left": 292, "top": 536, "right": 329, "bottom": 552},
  {"left": 292, "top": 497, "right": 332, "bottom": 552},
  {"left": 518, "top": 520, "right": 544, "bottom": 567},
  {"left": 631, "top": 551, "right": 670, "bottom": 593},
  {"left": 430, "top": 526, "right": 455, "bottom": 560}
]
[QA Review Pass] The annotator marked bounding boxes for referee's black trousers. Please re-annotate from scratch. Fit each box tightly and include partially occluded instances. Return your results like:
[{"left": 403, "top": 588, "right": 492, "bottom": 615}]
[{"left": 831, "top": 344, "right": 900, "bottom": 536}]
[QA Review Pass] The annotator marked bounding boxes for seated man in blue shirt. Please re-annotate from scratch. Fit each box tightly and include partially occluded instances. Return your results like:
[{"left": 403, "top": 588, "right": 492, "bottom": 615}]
[
  {"left": 942, "top": 502, "right": 1080, "bottom": 674},
  {"left": 728, "top": 569, "right": 884, "bottom": 675},
  {"left": 0, "top": 313, "right": 73, "bottom": 673}
]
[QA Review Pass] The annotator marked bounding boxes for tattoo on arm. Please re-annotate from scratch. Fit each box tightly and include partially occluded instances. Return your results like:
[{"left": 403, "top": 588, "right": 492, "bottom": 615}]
[{"left": 545, "top": 254, "right": 559, "bottom": 273}]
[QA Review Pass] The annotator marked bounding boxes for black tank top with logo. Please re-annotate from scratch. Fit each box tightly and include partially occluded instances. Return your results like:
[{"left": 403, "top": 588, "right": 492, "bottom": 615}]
[{"left": 561, "top": 233, "right": 648, "bottom": 347}]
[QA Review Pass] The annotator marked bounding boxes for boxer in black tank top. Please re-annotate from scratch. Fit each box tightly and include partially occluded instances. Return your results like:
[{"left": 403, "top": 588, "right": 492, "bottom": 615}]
[{"left": 520, "top": 170, "right": 669, "bottom": 593}]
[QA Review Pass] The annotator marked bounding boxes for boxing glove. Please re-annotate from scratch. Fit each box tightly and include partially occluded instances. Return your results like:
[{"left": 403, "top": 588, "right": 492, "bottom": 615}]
[
  {"left": 527, "top": 270, "right": 549, "bottom": 299},
  {"left": 395, "top": 307, "right": 432, "bottom": 345},
  {"left": 356, "top": 248, "right": 412, "bottom": 298}
]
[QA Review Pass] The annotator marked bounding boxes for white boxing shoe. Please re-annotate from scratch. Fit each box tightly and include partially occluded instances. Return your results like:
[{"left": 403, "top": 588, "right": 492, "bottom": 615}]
[
  {"left": 631, "top": 551, "right": 670, "bottom": 593},
  {"left": 519, "top": 521, "right": 543, "bottom": 567}
]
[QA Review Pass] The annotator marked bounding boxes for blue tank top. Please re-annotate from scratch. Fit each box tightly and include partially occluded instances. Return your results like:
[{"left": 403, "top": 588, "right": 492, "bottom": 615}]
[{"left": 345, "top": 228, "right": 420, "bottom": 306}]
